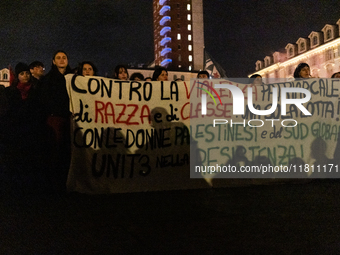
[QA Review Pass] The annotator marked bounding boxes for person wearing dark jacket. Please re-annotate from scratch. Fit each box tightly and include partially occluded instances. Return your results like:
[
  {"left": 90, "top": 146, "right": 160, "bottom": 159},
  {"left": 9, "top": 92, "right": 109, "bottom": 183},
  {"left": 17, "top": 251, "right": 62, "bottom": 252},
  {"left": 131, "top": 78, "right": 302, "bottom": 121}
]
[
  {"left": 0, "top": 63, "right": 49, "bottom": 194},
  {"left": 41, "top": 50, "right": 73, "bottom": 194}
]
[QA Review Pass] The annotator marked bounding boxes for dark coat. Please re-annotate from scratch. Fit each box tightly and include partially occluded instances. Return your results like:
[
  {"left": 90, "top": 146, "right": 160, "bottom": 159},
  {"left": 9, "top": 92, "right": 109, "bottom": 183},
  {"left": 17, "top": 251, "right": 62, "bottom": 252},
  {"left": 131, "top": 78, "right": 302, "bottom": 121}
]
[
  {"left": 41, "top": 65, "right": 70, "bottom": 118},
  {"left": 0, "top": 81, "right": 48, "bottom": 174},
  {"left": 0, "top": 83, "right": 45, "bottom": 144}
]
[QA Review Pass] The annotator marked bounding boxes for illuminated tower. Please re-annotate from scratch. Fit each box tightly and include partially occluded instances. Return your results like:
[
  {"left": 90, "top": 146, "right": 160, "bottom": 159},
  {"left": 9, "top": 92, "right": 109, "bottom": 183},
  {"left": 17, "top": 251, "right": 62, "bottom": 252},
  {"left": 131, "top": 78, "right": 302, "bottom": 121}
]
[{"left": 153, "top": 0, "right": 204, "bottom": 71}]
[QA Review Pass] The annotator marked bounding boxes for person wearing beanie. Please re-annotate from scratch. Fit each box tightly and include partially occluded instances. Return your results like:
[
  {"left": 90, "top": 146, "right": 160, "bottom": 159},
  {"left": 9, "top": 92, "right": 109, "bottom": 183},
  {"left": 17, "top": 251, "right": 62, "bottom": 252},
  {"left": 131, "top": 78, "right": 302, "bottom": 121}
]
[
  {"left": 293, "top": 63, "right": 311, "bottom": 79},
  {"left": 13, "top": 62, "right": 32, "bottom": 100},
  {"left": 0, "top": 62, "right": 48, "bottom": 192}
]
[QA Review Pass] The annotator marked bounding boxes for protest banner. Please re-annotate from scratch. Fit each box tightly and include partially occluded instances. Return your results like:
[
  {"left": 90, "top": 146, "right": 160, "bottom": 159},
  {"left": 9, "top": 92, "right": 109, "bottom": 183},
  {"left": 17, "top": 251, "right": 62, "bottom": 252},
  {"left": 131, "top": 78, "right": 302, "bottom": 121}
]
[
  {"left": 65, "top": 75, "right": 340, "bottom": 193},
  {"left": 65, "top": 74, "right": 209, "bottom": 194},
  {"left": 190, "top": 78, "right": 340, "bottom": 185}
]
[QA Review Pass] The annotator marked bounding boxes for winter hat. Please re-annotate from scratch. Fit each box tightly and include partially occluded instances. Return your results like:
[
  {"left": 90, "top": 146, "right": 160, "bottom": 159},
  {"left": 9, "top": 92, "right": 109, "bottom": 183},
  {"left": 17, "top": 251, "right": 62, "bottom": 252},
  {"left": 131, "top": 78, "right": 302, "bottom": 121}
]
[{"left": 15, "top": 62, "right": 30, "bottom": 77}]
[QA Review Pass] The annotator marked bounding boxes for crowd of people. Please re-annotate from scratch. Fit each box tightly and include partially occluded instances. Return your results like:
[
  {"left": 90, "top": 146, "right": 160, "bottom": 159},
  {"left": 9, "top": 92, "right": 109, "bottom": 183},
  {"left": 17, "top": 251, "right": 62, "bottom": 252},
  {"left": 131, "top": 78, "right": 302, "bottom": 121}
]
[
  {"left": 0, "top": 50, "right": 213, "bottom": 195},
  {"left": 0, "top": 51, "right": 339, "bottom": 196}
]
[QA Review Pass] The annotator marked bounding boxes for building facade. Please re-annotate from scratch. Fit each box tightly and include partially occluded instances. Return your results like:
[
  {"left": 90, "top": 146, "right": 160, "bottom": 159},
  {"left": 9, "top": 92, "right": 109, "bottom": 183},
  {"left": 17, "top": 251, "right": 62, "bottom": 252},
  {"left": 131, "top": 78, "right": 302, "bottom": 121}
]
[
  {"left": 0, "top": 68, "right": 10, "bottom": 87},
  {"left": 153, "top": 0, "right": 204, "bottom": 71},
  {"left": 250, "top": 19, "right": 340, "bottom": 79}
]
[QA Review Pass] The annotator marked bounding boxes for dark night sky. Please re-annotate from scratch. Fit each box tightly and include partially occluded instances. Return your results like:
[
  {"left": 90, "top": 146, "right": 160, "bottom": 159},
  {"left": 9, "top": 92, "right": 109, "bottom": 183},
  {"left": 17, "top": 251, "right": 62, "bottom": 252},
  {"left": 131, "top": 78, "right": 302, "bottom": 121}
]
[{"left": 0, "top": 0, "right": 339, "bottom": 77}]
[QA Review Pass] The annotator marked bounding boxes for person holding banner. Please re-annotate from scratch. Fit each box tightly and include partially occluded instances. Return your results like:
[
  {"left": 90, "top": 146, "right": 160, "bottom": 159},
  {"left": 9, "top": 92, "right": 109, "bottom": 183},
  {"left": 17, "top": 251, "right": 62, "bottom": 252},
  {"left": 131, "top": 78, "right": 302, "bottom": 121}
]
[
  {"left": 152, "top": 67, "right": 168, "bottom": 81},
  {"left": 114, "top": 65, "right": 129, "bottom": 80},
  {"left": 293, "top": 63, "right": 311, "bottom": 79},
  {"left": 41, "top": 50, "right": 73, "bottom": 194}
]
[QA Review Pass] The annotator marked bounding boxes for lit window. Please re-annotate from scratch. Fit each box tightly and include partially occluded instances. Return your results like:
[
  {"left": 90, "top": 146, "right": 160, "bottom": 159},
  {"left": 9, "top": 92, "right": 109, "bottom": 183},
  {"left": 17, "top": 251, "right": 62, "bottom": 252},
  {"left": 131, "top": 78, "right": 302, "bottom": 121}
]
[
  {"left": 188, "top": 24, "right": 191, "bottom": 31},
  {"left": 289, "top": 48, "right": 293, "bottom": 56},
  {"left": 189, "top": 66, "right": 192, "bottom": 71},
  {"left": 188, "top": 45, "right": 192, "bottom": 51},
  {"left": 187, "top": 4, "right": 191, "bottom": 10},
  {"left": 177, "top": 33, "right": 181, "bottom": 40},
  {"left": 325, "top": 49, "right": 333, "bottom": 61},
  {"left": 311, "top": 55, "right": 317, "bottom": 65},
  {"left": 178, "top": 65, "right": 182, "bottom": 68},
  {"left": 187, "top": 14, "right": 191, "bottom": 20},
  {"left": 188, "top": 34, "right": 192, "bottom": 41},
  {"left": 288, "top": 65, "right": 293, "bottom": 74},
  {"left": 189, "top": 55, "right": 192, "bottom": 61},
  {"left": 300, "top": 42, "right": 305, "bottom": 51}
]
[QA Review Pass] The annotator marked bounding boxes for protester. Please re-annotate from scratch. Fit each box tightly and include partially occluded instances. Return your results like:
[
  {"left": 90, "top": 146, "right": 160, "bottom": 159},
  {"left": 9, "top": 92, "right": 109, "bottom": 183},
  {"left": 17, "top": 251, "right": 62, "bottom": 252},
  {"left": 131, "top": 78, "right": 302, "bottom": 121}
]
[
  {"left": 29, "top": 61, "right": 45, "bottom": 81},
  {"left": 152, "top": 67, "right": 168, "bottom": 81},
  {"left": 293, "top": 63, "right": 311, "bottom": 79},
  {"left": 77, "top": 61, "right": 98, "bottom": 76},
  {"left": 130, "top": 72, "right": 144, "bottom": 81},
  {"left": 114, "top": 65, "right": 129, "bottom": 80},
  {"left": 41, "top": 50, "right": 73, "bottom": 194},
  {"left": 331, "top": 72, "right": 340, "bottom": 78},
  {"left": 249, "top": 74, "right": 263, "bottom": 85},
  {"left": 144, "top": 77, "right": 152, "bottom": 81},
  {"left": 0, "top": 63, "right": 48, "bottom": 193},
  {"left": 197, "top": 70, "right": 210, "bottom": 79}
]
